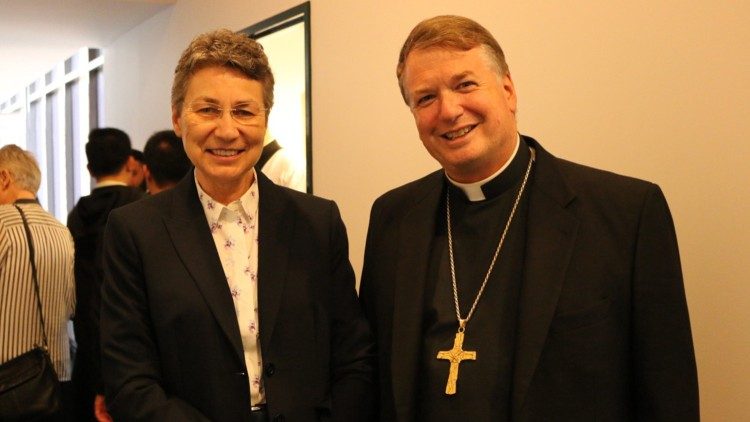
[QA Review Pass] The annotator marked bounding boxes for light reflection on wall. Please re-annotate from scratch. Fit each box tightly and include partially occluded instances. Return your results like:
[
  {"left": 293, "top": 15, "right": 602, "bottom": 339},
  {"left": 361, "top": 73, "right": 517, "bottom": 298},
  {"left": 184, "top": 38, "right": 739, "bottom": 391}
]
[
  {"left": 257, "top": 22, "right": 307, "bottom": 185},
  {"left": 0, "top": 111, "right": 25, "bottom": 148}
]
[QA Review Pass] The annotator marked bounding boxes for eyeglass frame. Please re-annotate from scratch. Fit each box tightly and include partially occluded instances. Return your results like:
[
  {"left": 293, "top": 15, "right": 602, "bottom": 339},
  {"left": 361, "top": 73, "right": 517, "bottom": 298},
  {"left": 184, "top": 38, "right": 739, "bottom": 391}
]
[{"left": 184, "top": 100, "right": 267, "bottom": 126}]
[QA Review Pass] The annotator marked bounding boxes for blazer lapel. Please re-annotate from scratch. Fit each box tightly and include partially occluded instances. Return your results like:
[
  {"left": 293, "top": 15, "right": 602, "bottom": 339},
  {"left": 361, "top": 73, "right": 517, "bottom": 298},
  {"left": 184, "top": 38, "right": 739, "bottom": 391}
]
[
  {"left": 255, "top": 173, "right": 293, "bottom": 353},
  {"left": 391, "top": 172, "right": 444, "bottom": 420},
  {"left": 511, "top": 139, "right": 580, "bottom": 417},
  {"left": 162, "top": 176, "right": 245, "bottom": 363}
]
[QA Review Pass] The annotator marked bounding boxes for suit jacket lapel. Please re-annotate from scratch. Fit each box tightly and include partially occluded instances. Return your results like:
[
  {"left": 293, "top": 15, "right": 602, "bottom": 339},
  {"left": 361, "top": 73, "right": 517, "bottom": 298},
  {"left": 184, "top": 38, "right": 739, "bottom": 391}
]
[
  {"left": 162, "top": 175, "right": 245, "bottom": 363},
  {"left": 391, "top": 172, "right": 444, "bottom": 420},
  {"left": 512, "top": 139, "right": 580, "bottom": 417},
  {"left": 256, "top": 173, "right": 293, "bottom": 353}
]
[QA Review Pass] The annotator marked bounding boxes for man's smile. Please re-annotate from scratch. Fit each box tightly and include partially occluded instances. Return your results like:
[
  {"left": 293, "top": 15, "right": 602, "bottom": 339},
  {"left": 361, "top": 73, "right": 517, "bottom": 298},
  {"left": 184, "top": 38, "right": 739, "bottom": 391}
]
[{"left": 442, "top": 124, "right": 477, "bottom": 140}]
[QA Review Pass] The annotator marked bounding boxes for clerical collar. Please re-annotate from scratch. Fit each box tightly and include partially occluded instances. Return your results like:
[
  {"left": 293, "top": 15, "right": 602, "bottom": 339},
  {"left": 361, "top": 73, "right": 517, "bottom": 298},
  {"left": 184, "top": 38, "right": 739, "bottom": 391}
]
[
  {"left": 446, "top": 134, "right": 529, "bottom": 202},
  {"left": 94, "top": 180, "right": 129, "bottom": 189}
]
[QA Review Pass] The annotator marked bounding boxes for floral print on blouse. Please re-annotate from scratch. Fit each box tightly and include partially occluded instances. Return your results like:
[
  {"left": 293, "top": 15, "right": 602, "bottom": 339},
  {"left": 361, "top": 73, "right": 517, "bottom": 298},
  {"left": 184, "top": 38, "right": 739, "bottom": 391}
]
[{"left": 195, "top": 171, "right": 264, "bottom": 405}]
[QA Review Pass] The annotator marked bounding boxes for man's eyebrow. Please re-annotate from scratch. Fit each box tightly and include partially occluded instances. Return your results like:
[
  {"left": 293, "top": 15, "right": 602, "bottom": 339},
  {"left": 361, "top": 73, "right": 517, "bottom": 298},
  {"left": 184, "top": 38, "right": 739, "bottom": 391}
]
[
  {"left": 410, "top": 86, "right": 433, "bottom": 98},
  {"left": 450, "top": 71, "right": 475, "bottom": 83},
  {"left": 407, "top": 70, "right": 479, "bottom": 102},
  {"left": 411, "top": 71, "right": 477, "bottom": 94}
]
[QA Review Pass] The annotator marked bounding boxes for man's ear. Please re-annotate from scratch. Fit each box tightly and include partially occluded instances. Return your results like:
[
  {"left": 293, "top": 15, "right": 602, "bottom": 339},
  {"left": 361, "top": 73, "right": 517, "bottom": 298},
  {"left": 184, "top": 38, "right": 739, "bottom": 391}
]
[
  {"left": 143, "top": 166, "right": 159, "bottom": 194},
  {"left": 502, "top": 73, "right": 518, "bottom": 115},
  {"left": 0, "top": 169, "right": 13, "bottom": 204},
  {"left": 0, "top": 169, "right": 10, "bottom": 189},
  {"left": 126, "top": 156, "right": 140, "bottom": 174}
]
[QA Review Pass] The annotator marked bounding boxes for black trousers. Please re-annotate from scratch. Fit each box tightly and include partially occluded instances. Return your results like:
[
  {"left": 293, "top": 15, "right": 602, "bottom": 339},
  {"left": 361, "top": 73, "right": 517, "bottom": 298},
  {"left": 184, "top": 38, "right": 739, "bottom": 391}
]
[{"left": 251, "top": 405, "right": 269, "bottom": 422}]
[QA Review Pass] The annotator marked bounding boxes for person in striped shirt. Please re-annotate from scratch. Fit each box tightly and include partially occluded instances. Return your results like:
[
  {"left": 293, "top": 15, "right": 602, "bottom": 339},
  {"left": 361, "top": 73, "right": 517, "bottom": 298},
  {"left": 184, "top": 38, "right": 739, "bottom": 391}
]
[{"left": 0, "top": 144, "right": 76, "bottom": 420}]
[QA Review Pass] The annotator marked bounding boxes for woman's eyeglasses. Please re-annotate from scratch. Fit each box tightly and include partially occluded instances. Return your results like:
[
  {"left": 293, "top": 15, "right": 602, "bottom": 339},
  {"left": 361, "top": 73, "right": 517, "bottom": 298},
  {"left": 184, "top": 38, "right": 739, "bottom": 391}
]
[{"left": 186, "top": 101, "right": 266, "bottom": 126}]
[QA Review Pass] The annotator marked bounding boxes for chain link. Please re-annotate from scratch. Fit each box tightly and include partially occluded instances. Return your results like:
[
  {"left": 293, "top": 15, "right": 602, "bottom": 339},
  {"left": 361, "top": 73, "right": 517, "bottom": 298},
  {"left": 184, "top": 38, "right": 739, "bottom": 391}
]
[{"left": 446, "top": 148, "right": 536, "bottom": 327}]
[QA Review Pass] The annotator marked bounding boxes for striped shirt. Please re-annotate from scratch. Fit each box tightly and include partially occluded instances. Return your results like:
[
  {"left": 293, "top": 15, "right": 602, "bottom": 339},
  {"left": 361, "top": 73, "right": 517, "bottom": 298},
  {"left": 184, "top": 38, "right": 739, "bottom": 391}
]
[{"left": 0, "top": 201, "right": 75, "bottom": 380}]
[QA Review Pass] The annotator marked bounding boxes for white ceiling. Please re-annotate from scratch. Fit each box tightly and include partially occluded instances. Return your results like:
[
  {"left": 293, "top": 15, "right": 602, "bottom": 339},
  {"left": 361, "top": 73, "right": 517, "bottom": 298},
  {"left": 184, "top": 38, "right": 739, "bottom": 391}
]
[{"left": 0, "top": 0, "right": 175, "bottom": 100}]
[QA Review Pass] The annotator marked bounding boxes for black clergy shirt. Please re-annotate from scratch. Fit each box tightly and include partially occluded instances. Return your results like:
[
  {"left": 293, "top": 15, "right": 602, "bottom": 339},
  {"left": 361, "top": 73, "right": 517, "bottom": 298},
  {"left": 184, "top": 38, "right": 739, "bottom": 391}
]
[{"left": 417, "top": 142, "right": 533, "bottom": 421}]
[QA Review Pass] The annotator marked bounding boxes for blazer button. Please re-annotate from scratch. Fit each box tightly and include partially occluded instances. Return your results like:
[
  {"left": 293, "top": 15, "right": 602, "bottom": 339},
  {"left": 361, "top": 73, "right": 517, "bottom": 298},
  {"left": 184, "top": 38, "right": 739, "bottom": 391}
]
[
  {"left": 272, "top": 414, "right": 285, "bottom": 422},
  {"left": 264, "top": 363, "right": 275, "bottom": 377},
  {"left": 236, "top": 371, "right": 246, "bottom": 377}
]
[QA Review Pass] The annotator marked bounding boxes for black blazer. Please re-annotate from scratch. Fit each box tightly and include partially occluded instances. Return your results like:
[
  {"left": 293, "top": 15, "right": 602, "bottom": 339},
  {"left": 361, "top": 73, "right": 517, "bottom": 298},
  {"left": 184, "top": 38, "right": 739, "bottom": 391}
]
[
  {"left": 101, "top": 172, "right": 376, "bottom": 421},
  {"left": 360, "top": 136, "right": 698, "bottom": 421}
]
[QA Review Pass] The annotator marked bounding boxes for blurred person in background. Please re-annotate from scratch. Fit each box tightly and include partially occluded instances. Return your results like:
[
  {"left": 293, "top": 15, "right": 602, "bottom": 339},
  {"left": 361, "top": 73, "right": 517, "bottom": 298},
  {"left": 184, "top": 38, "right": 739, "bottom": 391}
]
[
  {"left": 67, "top": 128, "right": 144, "bottom": 421},
  {"left": 128, "top": 149, "right": 146, "bottom": 191},
  {"left": 142, "top": 129, "right": 192, "bottom": 195},
  {"left": 0, "top": 144, "right": 76, "bottom": 420}
]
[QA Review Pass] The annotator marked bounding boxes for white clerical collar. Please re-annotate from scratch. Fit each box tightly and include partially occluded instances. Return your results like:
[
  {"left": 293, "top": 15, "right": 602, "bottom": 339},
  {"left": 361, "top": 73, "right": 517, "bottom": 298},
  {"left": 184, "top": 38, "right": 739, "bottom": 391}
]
[
  {"left": 446, "top": 134, "right": 521, "bottom": 202},
  {"left": 94, "top": 180, "right": 129, "bottom": 189}
]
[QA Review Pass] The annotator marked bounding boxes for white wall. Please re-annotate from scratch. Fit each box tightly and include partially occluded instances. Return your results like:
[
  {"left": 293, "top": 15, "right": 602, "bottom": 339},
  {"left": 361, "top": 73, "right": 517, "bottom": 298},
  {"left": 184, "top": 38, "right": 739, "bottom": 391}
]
[
  {"left": 103, "top": 1, "right": 750, "bottom": 419},
  {"left": 0, "top": 111, "right": 25, "bottom": 148}
]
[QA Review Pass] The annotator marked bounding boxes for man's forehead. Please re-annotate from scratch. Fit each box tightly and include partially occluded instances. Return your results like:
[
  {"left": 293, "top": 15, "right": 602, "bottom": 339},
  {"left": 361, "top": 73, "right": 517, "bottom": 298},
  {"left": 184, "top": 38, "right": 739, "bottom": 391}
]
[
  {"left": 408, "top": 45, "right": 478, "bottom": 60},
  {"left": 405, "top": 48, "right": 488, "bottom": 80},
  {"left": 406, "top": 45, "right": 494, "bottom": 68}
]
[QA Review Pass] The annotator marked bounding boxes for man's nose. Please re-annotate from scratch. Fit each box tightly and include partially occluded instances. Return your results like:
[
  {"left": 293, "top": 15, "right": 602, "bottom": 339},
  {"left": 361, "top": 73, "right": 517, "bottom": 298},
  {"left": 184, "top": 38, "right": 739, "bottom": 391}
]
[{"left": 438, "top": 92, "right": 463, "bottom": 122}]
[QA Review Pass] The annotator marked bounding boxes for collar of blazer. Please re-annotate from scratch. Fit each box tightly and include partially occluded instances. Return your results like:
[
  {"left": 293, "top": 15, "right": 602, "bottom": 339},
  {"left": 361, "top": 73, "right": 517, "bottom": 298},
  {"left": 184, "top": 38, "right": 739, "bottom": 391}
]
[{"left": 161, "top": 171, "right": 295, "bottom": 365}]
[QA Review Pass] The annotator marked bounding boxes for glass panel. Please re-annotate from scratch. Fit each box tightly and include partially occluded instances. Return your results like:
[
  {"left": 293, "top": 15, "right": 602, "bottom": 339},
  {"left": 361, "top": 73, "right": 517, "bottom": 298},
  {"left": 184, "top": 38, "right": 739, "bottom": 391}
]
[
  {"left": 89, "top": 68, "right": 101, "bottom": 129},
  {"left": 27, "top": 100, "right": 40, "bottom": 154},
  {"left": 45, "top": 92, "right": 56, "bottom": 211},
  {"left": 89, "top": 48, "right": 101, "bottom": 61},
  {"left": 66, "top": 80, "right": 79, "bottom": 211}
]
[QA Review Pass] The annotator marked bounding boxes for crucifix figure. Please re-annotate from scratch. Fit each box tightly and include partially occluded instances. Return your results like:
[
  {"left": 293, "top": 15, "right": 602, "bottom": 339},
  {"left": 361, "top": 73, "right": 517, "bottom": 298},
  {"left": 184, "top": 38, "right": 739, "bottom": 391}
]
[{"left": 436, "top": 326, "right": 476, "bottom": 395}]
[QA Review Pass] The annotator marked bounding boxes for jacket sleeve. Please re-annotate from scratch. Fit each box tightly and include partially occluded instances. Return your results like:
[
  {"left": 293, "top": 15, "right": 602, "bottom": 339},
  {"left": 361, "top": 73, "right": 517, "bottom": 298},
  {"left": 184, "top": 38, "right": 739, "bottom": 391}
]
[
  {"left": 326, "top": 201, "right": 378, "bottom": 422},
  {"left": 632, "top": 185, "right": 699, "bottom": 420},
  {"left": 100, "top": 209, "right": 210, "bottom": 422}
]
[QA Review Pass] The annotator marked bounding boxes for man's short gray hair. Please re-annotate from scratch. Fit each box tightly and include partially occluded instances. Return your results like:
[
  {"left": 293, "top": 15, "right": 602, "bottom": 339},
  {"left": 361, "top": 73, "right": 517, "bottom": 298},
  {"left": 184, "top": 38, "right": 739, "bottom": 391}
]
[{"left": 0, "top": 145, "right": 41, "bottom": 193}]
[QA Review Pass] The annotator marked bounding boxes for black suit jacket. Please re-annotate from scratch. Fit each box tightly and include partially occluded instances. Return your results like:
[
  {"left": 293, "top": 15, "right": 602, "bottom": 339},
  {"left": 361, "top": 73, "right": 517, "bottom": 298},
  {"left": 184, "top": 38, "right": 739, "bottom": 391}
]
[
  {"left": 67, "top": 185, "right": 143, "bottom": 395},
  {"left": 360, "top": 136, "right": 698, "bottom": 421},
  {"left": 101, "top": 172, "right": 376, "bottom": 421}
]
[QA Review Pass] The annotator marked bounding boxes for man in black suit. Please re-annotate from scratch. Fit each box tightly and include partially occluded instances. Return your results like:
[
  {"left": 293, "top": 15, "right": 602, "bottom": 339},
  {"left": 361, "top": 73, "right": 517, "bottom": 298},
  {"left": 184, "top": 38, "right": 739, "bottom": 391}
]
[
  {"left": 100, "top": 29, "right": 375, "bottom": 422},
  {"left": 68, "top": 127, "right": 144, "bottom": 421},
  {"left": 359, "top": 15, "right": 698, "bottom": 421}
]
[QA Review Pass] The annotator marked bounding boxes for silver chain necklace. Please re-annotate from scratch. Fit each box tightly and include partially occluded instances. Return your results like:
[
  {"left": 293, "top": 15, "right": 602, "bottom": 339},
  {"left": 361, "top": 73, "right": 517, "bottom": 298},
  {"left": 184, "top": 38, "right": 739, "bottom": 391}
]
[
  {"left": 436, "top": 147, "right": 535, "bottom": 395},
  {"left": 446, "top": 147, "right": 535, "bottom": 332}
]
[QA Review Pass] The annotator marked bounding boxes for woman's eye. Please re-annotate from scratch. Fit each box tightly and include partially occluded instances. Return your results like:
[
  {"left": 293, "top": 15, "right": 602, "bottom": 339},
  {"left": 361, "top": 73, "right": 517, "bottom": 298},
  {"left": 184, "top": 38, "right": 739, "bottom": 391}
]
[
  {"left": 233, "top": 108, "right": 254, "bottom": 117},
  {"left": 197, "top": 106, "right": 220, "bottom": 116}
]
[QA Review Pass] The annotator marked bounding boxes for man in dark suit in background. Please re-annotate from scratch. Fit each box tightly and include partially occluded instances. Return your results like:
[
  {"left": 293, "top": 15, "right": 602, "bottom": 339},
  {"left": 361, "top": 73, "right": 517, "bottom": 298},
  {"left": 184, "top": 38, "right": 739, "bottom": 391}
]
[
  {"left": 359, "top": 15, "right": 698, "bottom": 421},
  {"left": 142, "top": 129, "right": 192, "bottom": 195},
  {"left": 100, "top": 29, "right": 375, "bottom": 422},
  {"left": 67, "top": 127, "right": 144, "bottom": 421}
]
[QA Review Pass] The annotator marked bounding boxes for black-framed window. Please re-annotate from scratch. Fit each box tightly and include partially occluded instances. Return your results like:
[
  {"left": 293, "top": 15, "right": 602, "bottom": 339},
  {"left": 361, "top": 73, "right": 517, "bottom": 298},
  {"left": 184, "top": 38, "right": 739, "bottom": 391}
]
[{"left": 0, "top": 47, "right": 103, "bottom": 221}]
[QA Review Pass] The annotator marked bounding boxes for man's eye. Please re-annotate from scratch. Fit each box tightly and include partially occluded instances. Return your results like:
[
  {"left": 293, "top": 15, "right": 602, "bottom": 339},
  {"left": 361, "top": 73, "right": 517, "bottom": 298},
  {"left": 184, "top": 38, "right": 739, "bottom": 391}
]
[
  {"left": 415, "top": 94, "right": 435, "bottom": 107},
  {"left": 457, "top": 81, "right": 477, "bottom": 90}
]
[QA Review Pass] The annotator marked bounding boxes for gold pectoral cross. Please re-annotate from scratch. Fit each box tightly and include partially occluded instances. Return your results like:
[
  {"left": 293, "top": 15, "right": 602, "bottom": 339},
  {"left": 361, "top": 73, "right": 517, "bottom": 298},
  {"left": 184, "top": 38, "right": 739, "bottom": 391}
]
[{"left": 436, "top": 325, "right": 476, "bottom": 395}]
